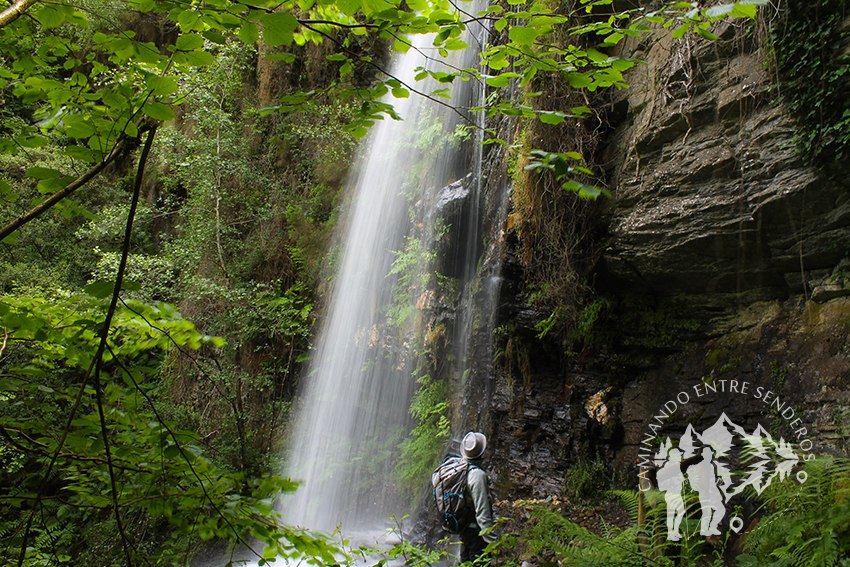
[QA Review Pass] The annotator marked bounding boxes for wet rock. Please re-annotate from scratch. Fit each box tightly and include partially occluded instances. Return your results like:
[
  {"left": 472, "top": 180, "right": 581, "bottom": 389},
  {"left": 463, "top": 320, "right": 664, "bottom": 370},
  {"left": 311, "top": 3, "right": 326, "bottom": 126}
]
[
  {"left": 600, "top": 27, "right": 850, "bottom": 304},
  {"left": 426, "top": 175, "right": 474, "bottom": 278}
]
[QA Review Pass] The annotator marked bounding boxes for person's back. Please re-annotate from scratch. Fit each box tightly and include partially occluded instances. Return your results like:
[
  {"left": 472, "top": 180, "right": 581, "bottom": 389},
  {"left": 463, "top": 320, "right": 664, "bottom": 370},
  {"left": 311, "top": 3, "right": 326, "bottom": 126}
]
[{"left": 459, "top": 432, "right": 496, "bottom": 563}]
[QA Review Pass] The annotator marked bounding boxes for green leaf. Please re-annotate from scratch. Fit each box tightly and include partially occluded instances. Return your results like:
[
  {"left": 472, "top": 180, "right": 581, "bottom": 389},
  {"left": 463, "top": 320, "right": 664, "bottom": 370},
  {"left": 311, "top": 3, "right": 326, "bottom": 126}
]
[
  {"left": 84, "top": 280, "right": 115, "bottom": 299},
  {"left": 37, "top": 175, "right": 75, "bottom": 194},
  {"left": 694, "top": 25, "right": 718, "bottom": 40},
  {"left": 35, "top": 5, "right": 65, "bottom": 28},
  {"left": 238, "top": 22, "right": 260, "bottom": 44},
  {"left": 265, "top": 52, "right": 295, "bottom": 63},
  {"left": 567, "top": 73, "right": 592, "bottom": 89},
  {"left": 178, "top": 50, "right": 215, "bottom": 66},
  {"left": 336, "top": 0, "right": 360, "bottom": 15},
  {"left": 508, "top": 25, "right": 539, "bottom": 46},
  {"left": 177, "top": 9, "right": 201, "bottom": 30},
  {"left": 15, "top": 135, "right": 49, "bottom": 148},
  {"left": 202, "top": 30, "right": 227, "bottom": 45},
  {"left": 261, "top": 12, "right": 299, "bottom": 47},
  {"left": 122, "top": 280, "right": 142, "bottom": 292},
  {"left": 63, "top": 145, "right": 96, "bottom": 163},
  {"left": 672, "top": 23, "right": 689, "bottom": 39},
  {"left": 539, "top": 111, "right": 566, "bottom": 125},
  {"left": 362, "top": 0, "right": 393, "bottom": 14},
  {"left": 730, "top": 2, "right": 758, "bottom": 17},
  {"left": 176, "top": 33, "right": 205, "bottom": 51},
  {"left": 351, "top": 125, "right": 368, "bottom": 138},
  {"left": 146, "top": 75, "right": 179, "bottom": 96},
  {"left": 26, "top": 167, "right": 62, "bottom": 179},
  {"left": 495, "top": 17, "right": 508, "bottom": 32},
  {"left": 485, "top": 74, "right": 511, "bottom": 88},
  {"left": 600, "top": 31, "right": 624, "bottom": 47},
  {"left": 586, "top": 48, "right": 608, "bottom": 63},
  {"left": 393, "top": 38, "right": 412, "bottom": 52},
  {"left": 392, "top": 87, "right": 410, "bottom": 98},
  {"left": 143, "top": 102, "right": 175, "bottom": 121},
  {"left": 611, "top": 58, "right": 636, "bottom": 72},
  {"left": 705, "top": 3, "right": 734, "bottom": 18}
]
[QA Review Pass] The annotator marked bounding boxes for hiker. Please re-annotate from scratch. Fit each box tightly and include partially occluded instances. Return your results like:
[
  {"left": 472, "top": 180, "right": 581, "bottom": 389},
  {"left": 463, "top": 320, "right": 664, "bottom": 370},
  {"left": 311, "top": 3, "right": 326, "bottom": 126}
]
[{"left": 459, "top": 431, "right": 496, "bottom": 563}]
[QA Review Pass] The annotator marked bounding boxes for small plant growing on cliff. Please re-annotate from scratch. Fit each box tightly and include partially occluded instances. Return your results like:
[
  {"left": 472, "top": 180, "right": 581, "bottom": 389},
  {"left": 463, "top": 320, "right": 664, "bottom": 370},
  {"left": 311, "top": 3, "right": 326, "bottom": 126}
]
[
  {"left": 395, "top": 373, "right": 451, "bottom": 499},
  {"left": 524, "top": 150, "right": 609, "bottom": 200},
  {"left": 563, "top": 453, "right": 609, "bottom": 504}
]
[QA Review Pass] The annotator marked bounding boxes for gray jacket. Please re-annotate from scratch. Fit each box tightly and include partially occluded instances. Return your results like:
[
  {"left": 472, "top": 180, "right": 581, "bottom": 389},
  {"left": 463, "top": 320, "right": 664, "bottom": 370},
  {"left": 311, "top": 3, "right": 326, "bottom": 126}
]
[{"left": 464, "top": 460, "right": 496, "bottom": 542}]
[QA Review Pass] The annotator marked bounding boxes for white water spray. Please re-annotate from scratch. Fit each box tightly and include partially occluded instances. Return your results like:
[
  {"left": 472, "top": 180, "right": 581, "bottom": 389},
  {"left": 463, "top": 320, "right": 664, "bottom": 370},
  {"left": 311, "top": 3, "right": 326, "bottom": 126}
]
[{"left": 278, "top": 1, "right": 492, "bottom": 544}]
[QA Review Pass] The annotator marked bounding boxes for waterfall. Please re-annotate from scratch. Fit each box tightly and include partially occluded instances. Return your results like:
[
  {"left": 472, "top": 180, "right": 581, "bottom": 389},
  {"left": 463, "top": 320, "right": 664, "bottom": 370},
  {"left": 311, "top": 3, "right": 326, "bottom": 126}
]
[{"left": 279, "top": 2, "right": 495, "bottom": 540}]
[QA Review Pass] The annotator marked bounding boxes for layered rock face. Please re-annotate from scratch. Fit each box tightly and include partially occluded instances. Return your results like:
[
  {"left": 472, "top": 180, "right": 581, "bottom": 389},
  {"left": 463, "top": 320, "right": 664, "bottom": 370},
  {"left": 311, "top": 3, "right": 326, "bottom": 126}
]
[
  {"left": 597, "top": 17, "right": 850, "bottom": 469},
  {"left": 484, "top": 16, "right": 850, "bottom": 501},
  {"left": 602, "top": 20, "right": 850, "bottom": 302}
]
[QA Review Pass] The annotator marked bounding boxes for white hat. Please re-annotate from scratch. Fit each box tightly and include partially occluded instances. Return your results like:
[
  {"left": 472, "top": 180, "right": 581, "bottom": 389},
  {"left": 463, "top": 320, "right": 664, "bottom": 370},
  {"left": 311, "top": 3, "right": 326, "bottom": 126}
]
[{"left": 461, "top": 431, "right": 487, "bottom": 460}]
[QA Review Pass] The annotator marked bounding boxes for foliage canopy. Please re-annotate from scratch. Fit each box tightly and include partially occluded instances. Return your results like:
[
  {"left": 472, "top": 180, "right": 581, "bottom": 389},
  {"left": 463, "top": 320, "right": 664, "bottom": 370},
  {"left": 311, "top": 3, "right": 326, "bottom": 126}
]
[{"left": 0, "top": 0, "right": 769, "bottom": 563}]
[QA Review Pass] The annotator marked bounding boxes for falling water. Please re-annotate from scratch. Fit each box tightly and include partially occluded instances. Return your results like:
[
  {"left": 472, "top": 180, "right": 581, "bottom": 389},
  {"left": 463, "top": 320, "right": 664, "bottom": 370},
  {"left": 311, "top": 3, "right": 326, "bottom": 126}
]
[{"left": 279, "top": 4, "right": 491, "bottom": 539}]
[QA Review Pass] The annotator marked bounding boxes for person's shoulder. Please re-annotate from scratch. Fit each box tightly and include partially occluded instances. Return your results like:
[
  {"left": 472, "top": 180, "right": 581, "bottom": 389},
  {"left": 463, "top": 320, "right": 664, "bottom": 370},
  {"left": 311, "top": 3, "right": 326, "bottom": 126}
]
[{"left": 467, "top": 465, "right": 488, "bottom": 482}]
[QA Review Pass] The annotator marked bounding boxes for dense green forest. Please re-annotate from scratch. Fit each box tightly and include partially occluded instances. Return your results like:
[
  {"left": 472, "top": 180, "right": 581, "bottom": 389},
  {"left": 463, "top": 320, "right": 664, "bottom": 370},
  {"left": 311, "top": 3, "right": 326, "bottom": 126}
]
[{"left": 2, "top": 0, "right": 848, "bottom": 565}]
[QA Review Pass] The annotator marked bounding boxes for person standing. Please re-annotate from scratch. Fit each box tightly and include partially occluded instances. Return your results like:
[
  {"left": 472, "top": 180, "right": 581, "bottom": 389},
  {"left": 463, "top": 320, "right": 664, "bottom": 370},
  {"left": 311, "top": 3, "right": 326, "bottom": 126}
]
[{"left": 459, "top": 431, "right": 496, "bottom": 563}]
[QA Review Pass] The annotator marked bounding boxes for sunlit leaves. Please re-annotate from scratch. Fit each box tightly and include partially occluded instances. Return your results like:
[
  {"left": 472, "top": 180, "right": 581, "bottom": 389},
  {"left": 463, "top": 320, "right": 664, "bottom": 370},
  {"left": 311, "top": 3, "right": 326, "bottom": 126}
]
[
  {"left": 261, "top": 11, "right": 299, "bottom": 47},
  {"left": 509, "top": 25, "right": 541, "bottom": 45},
  {"left": 387, "top": 79, "right": 410, "bottom": 98},
  {"left": 143, "top": 102, "right": 176, "bottom": 121}
]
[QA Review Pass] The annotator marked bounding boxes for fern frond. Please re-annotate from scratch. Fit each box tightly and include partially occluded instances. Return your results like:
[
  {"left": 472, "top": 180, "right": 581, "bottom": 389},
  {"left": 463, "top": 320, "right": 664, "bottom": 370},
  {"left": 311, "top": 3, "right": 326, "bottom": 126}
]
[
  {"left": 743, "top": 456, "right": 850, "bottom": 567},
  {"left": 525, "top": 505, "right": 673, "bottom": 567},
  {"left": 607, "top": 489, "right": 640, "bottom": 522}
]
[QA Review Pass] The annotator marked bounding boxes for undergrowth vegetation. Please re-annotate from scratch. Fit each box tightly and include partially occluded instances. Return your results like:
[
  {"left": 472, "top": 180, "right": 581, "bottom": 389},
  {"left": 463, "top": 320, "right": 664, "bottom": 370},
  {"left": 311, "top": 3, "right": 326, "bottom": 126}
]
[
  {"left": 0, "top": 0, "right": 806, "bottom": 562},
  {"left": 512, "top": 456, "right": 850, "bottom": 567}
]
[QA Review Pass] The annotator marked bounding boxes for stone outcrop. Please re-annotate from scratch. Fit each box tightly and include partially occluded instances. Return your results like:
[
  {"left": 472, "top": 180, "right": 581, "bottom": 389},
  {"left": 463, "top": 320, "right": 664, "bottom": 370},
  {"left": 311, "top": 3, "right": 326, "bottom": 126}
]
[
  {"left": 484, "top": 16, "right": 850, "bottom": 503},
  {"left": 616, "top": 295, "right": 850, "bottom": 472},
  {"left": 601, "top": 21, "right": 850, "bottom": 301}
]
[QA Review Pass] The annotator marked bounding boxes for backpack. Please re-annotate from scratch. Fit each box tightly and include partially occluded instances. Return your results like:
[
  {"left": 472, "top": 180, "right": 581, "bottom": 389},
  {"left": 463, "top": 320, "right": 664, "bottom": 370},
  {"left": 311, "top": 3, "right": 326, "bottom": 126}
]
[{"left": 432, "top": 455, "right": 475, "bottom": 534}]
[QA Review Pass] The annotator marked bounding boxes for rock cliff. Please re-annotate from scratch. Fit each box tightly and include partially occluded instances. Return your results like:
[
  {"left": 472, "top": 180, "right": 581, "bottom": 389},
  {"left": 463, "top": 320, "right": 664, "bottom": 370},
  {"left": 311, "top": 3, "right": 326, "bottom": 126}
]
[{"left": 485, "top": 12, "right": 850, "bottom": 502}]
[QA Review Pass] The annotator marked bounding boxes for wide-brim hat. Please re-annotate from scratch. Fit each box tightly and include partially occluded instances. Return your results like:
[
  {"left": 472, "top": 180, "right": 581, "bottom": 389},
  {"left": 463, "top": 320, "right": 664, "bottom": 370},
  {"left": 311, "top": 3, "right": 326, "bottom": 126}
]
[{"left": 461, "top": 431, "right": 487, "bottom": 460}]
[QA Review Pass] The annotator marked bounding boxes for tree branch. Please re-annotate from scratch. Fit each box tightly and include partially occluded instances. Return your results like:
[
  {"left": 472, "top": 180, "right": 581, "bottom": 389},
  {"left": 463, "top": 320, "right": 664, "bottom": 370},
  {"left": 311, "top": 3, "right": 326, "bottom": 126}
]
[
  {"left": 0, "top": 137, "right": 129, "bottom": 243},
  {"left": 300, "top": 22, "right": 482, "bottom": 129},
  {"left": 91, "top": 123, "right": 158, "bottom": 567},
  {"left": 0, "top": 0, "right": 38, "bottom": 29}
]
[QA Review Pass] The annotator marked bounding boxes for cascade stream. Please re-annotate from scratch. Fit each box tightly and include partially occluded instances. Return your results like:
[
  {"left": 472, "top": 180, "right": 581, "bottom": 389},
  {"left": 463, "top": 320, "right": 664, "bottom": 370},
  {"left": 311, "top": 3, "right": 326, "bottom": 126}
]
[{"left": 277, "top": 0, "right": 501, "bottom": 543}]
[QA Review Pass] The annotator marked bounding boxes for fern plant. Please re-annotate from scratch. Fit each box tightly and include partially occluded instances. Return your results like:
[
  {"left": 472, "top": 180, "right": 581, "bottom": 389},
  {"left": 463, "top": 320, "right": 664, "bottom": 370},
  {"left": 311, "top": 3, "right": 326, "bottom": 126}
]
[
  {"left": 737, "top": 456, "right": 850, "bottom": 567},
  {"left": 523, "top": 490, "right": 727, "bottom": 567}
]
